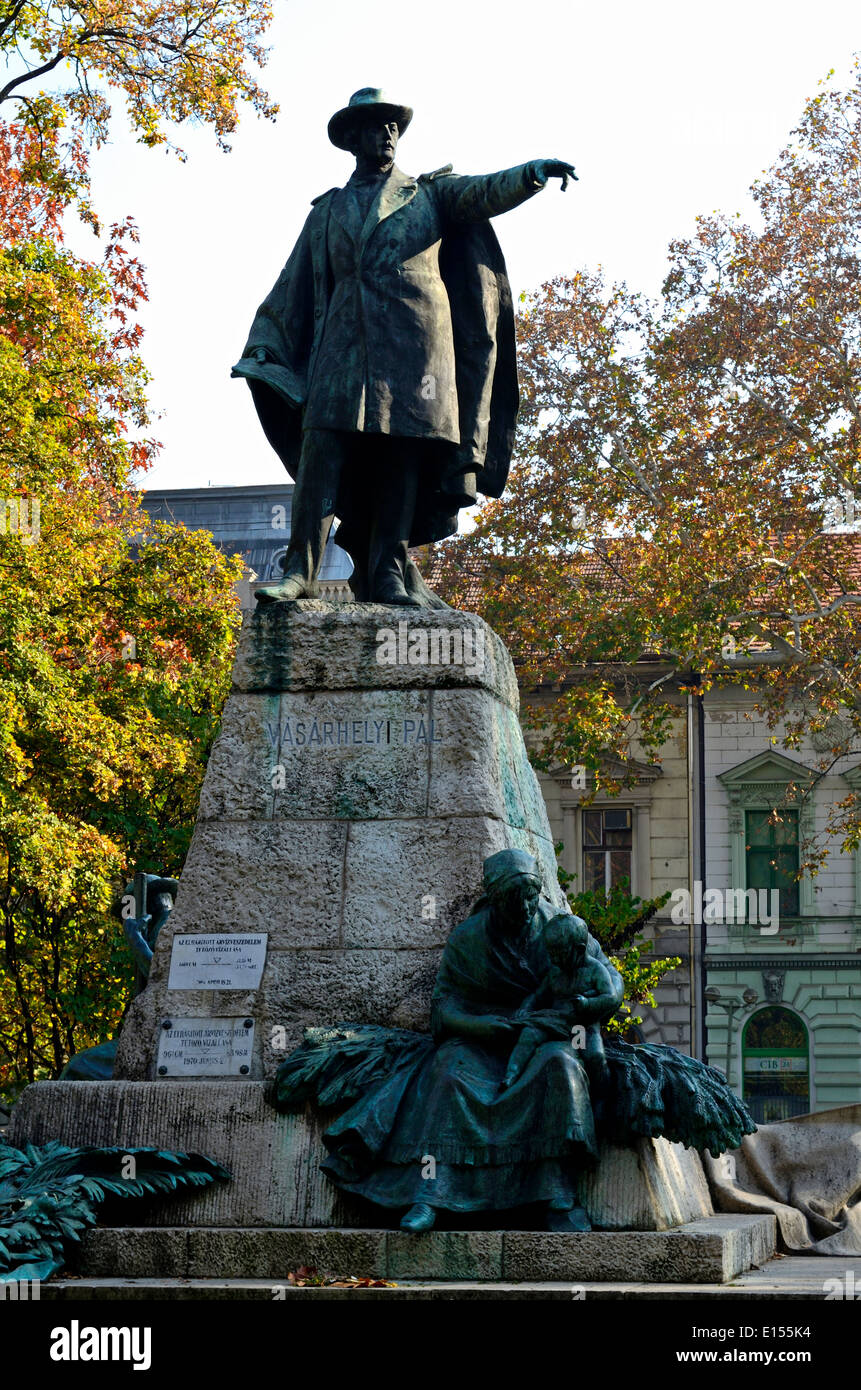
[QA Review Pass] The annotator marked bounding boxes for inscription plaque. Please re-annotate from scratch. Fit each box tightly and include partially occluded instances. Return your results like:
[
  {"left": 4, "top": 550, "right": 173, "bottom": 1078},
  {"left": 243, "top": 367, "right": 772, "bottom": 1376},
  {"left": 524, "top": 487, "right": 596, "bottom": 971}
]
[
  {"left": 156, "top": 1017, "right": 254, "bottom": 1077},
  {"left": 167, "top": 933, "right": 268, "bottom": 990}
]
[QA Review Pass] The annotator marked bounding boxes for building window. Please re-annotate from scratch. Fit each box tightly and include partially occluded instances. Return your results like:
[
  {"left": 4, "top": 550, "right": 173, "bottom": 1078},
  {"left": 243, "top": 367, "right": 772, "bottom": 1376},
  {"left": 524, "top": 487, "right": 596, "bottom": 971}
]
[
  {"left": 745, "top": 809, "right": 800, "bottom": 916},
  {"left": 583, "top": 808, "right": 632, "bottom": 892},
  {"left": 841, "top": 765, "right": 861, "bottom": 915},
  {"left": 717, "top": 751, "right": 816, "bottom": 928},
  {"left": 269, "top": 549, "right": 288, "bottom": 580},
  {"left": 742, "top": 1005, "right": 809, "bottom": 1123}
]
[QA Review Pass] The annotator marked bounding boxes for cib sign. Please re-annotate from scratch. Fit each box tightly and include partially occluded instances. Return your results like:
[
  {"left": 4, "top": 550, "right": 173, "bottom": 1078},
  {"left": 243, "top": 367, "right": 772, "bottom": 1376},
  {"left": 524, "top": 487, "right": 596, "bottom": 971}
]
[{"left": 744, "top": 1056, "right": 806, "bottom": 1073}]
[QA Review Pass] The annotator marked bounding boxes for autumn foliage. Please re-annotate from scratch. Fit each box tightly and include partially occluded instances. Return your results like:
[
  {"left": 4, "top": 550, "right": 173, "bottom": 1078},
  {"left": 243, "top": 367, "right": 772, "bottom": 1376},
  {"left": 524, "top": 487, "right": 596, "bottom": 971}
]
[
  {"left": 434, "top": 60, "right": 861, "bottom": 865},
  {"left": 0, "top": 0, "right": 277, "bottom": 1095},
  {"left": 0, "top": 0, "right": 277, "bottom": 215}
]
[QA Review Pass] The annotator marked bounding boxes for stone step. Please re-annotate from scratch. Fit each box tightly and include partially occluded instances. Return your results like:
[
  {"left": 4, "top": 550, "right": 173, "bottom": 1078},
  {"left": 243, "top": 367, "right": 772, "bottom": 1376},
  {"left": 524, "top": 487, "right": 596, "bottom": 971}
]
[
  {"left": 39, "top": 1260, "right": 833, "bottom": 1301},
  {"left": 72, "top": 1215, "right": 775, "bottom": 1285}
]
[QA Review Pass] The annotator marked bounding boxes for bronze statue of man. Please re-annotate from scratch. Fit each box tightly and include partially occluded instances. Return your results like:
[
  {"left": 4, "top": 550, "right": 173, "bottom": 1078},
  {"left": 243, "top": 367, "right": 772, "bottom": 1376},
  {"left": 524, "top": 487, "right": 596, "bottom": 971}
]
[{"left": 233, "top": 87, "right": 576, "bottom": 606}]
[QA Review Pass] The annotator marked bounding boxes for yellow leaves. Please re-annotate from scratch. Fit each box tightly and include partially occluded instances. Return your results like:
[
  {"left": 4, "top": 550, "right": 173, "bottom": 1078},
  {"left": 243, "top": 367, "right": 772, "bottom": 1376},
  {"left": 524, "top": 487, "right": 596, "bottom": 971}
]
[
  {"left": 0, "top": 237, "right": 238, "bottom": 1089},
  {"left": 1, "top": 0, "right": 276, "bottom": 163}
]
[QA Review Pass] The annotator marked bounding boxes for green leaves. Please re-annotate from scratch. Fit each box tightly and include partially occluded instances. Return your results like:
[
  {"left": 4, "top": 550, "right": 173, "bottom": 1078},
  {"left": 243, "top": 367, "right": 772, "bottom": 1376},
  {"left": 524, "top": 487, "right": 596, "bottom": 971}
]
[
  {"left": 0, "top": 0, "right": 278, "bottom": 175},
  {"left": 0, "top": 121, "right": 242, "bottom": 1100},
  {"left": 0, "top": 1137, "right": 230, "bottom": 1281}
]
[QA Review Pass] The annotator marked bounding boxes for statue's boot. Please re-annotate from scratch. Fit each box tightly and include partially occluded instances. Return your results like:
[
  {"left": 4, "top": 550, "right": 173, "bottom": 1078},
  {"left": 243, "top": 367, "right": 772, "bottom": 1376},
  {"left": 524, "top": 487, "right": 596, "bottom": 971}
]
[
  {"left": 545, "top": 1203, "right": 591, "bottom": 1232},
  {"left": 255, "top": 572, "right": 318, "bottom": 604},
  {"left": 373, "top": 577, "right": 421, "bottom": 606},
  {"left": 256, "top": 428, "right": 340, "bottom": 604},
  {"left": 400, "top": 1203, "right": 436, "bottom": 1232},
  {"left": 404, "top": 560, "right": 449, "bottom": 610},
  {"left": 367, "top": 457, "right": 421, "bottom": 606},
  {"left": 347, "top": 567, "right": 370, "bottom": 602}
]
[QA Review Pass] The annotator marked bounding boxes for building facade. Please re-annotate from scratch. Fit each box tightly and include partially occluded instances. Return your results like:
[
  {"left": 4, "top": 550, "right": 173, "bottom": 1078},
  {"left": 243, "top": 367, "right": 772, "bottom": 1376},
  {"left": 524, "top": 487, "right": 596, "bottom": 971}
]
[
  {"left": 139, "top": 485, "right": 352, "bottom": 607},
  {"left": 700, "top": 693, "right": 861, "bottom": 1122},
  {"left": 536, "top": 707, "right": 696, "bottom": 1058},
  {"left": 538, "top": 681, "right": 861, "bottom": 1117}
]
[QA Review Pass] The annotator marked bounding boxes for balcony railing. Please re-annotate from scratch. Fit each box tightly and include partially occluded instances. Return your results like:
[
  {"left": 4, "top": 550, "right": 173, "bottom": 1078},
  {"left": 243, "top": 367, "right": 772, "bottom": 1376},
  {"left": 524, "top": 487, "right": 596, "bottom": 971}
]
[{"left": 745, "top": 1093, "right": 811, "bottom": 1124}]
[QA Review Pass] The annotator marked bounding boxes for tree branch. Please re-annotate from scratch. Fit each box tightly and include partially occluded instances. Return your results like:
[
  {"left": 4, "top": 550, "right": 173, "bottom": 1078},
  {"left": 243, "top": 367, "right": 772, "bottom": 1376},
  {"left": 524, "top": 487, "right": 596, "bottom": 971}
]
[
  {"left": 0, "top": 0, "right": 28, "bottom": 43},
  {"left": 0, "top": 52, "right": 67, "bottom": 104}
]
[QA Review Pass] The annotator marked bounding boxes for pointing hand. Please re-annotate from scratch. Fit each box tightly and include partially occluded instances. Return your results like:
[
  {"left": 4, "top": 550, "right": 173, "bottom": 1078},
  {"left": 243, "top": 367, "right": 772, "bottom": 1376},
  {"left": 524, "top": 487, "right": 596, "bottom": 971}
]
[{"left": 533, "top": 158, "right": 578, "bottom": 191}]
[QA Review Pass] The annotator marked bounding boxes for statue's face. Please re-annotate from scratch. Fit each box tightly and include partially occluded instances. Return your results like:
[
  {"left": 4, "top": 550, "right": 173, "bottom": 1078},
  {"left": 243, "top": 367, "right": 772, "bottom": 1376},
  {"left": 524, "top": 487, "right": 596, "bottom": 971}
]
[
  {"left": 546, "top": 935, "right": 570, "bottom": 967},
  {"left": 351, "top": 116, "right": 399, "bottom": 165},
  {"left": 493, "top": 877, "right": 540, "bottom": 935}
]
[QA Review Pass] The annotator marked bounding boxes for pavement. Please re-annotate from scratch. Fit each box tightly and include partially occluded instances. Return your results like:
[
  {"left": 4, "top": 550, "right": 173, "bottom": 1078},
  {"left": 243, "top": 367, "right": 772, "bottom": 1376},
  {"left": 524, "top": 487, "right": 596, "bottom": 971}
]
[{"left": 37, "top": 1254, "right": 861, "bottom": 1300}]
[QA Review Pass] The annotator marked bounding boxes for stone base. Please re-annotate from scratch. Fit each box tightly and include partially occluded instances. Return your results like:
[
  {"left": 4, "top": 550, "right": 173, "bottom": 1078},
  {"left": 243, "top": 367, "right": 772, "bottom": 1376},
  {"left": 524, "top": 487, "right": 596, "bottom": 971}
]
[
  {"left": 113, "top": 603, "right": 567, "bottom": 1080},
  {"left": 71, "top": 1216, "right": 775, "bottom": 1285},
  {"left": 12, "top": 1079, "right": 712, "bottom": 1232},
  {"left": 9, "top": 1081, "right": 353, "bottom": 1228},
  {"left": 580, "top": 1134, "right": 713, "bottom": 1230}
]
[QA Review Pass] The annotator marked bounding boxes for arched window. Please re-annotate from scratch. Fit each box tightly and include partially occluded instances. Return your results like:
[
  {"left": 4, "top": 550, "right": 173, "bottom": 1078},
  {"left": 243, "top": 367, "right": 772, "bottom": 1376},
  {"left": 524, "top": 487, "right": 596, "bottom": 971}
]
[
  {"left": 269, "top": 549, "right": 288, "bottom": 580},
  {"left": 742, "top": 1006, "right": 810, "bottom": 1123}
]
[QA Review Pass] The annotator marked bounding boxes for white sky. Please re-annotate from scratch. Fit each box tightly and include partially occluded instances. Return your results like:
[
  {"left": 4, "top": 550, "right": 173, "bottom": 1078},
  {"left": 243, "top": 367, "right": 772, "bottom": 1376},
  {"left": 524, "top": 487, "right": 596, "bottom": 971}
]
[{"left": 66, "top": 0, "right": 860, "bottom": 490}]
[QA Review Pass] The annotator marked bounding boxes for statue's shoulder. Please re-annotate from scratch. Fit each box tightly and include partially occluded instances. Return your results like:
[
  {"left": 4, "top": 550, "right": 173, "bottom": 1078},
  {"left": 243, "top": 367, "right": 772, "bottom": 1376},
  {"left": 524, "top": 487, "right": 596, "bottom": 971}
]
[
  {"left": 586, "top": 932, "right": 615, "bottom": 969},
  {"left": 418, "top": 164, "right": 455, "bottom": 183},
  {"left": 445, "top": 906, "right": 487, "bottom": 947},
  {"left": 310, "top": 187, "right": 339, "bottom": 207}
]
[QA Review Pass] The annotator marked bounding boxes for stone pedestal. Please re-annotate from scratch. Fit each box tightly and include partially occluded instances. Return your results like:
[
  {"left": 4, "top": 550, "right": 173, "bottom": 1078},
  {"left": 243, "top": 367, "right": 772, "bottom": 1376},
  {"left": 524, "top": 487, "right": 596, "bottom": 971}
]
[
  {"left": 14, "top": 1078, "right": 777, "bottom": 1286},
  {"left": 9, "top": 601, "right": 745, "bottom": 1278},
  {"left": 8, "top": 1081, "right": 714, "bottom": 1231},
  {"left": 114, "top": 602, "right": 566, "bottom": 1080}
]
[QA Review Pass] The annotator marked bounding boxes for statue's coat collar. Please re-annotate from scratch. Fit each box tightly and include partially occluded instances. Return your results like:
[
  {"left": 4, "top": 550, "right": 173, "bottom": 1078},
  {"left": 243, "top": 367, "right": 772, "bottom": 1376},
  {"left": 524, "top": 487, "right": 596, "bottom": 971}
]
[{"left": 330, "top": 165, "right": 418, "bottom": 249}]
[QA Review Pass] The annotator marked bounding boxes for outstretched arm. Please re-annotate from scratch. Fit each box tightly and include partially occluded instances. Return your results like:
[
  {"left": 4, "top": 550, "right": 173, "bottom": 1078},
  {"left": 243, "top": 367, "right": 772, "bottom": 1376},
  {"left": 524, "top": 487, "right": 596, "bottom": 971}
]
[
  {"left": 431, "top": 159, "right": 577, "bottom": 224},
  {"left": 123, "top": 914, "right": 154, "bottom": 978}
]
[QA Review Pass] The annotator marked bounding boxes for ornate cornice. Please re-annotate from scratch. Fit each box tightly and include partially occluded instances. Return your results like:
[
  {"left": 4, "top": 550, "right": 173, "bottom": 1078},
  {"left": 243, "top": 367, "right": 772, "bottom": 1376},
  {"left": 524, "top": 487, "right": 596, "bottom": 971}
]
[
  {"left": 548, "top": 756, "right": 663, "bottom": 793},
  {"left": 719, "top": 753, "right": 818, "bottom": 836}
]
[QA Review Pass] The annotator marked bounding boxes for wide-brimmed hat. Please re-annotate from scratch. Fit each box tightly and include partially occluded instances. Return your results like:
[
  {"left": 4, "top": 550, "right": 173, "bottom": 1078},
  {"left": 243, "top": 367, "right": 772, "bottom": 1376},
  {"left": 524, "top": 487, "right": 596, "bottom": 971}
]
[{"left": 328, "top": 87, "right": 413, "bottom": 151}]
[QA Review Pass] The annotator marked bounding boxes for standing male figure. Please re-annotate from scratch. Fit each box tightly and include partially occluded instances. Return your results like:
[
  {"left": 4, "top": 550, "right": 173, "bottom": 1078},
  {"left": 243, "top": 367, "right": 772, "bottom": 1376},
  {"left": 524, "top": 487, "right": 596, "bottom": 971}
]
[{"left": 233, "top": 87, "right": 576, "bottom": 606}]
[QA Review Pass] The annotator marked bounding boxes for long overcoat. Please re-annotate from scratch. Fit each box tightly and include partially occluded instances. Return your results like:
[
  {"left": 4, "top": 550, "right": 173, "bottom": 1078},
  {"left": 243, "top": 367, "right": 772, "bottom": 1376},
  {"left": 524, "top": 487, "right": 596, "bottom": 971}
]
[{"left": 232, "top": 162, "right": 545, "bottom": 546}]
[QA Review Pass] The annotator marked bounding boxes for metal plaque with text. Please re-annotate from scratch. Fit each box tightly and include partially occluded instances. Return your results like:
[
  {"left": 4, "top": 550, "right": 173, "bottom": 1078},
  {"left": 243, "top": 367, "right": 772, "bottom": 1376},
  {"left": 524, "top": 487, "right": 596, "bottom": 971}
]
[
  {"left": 156, "top": 1017, "right": 254, "bottom": 1077},
  {"left": 167, "top": 933, "right": 268, "bottom": 990}
]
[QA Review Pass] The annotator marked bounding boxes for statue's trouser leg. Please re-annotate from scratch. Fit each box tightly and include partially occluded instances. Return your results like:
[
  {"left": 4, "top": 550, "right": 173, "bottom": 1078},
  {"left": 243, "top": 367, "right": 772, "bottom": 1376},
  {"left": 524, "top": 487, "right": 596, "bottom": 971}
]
[
  {"left": 366, "top": 438, "right": 420, "bottom": 604},
  {"left": 336, "top": 440, "right": 373, "bottom": 600},
  {"left": 280, "top": 428, "right": 345, "bottom": 586}
]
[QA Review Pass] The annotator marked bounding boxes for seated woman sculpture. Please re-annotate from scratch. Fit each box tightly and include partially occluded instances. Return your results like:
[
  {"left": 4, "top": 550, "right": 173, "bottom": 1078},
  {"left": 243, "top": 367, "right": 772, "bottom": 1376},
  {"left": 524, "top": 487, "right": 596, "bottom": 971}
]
[
  {"left": 273, "top": 848, "right": 755, "bottom": 1233},
  {"left": 394, "top": 850, "right": 623, "bottom": 1232}
]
